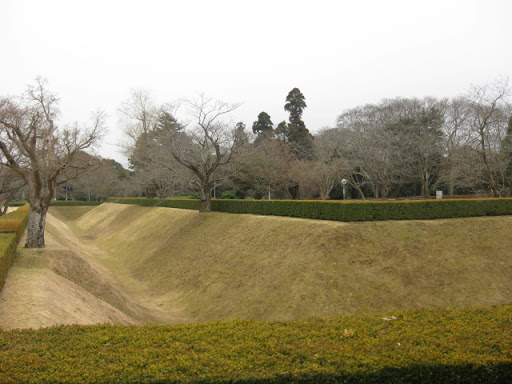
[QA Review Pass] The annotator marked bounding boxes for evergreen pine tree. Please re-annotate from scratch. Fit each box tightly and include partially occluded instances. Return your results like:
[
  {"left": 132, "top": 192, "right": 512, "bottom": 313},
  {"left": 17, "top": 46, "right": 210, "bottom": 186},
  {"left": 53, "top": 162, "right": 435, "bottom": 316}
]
[{"left": 282, "top": 88, "right": 313, "bottom": 159}]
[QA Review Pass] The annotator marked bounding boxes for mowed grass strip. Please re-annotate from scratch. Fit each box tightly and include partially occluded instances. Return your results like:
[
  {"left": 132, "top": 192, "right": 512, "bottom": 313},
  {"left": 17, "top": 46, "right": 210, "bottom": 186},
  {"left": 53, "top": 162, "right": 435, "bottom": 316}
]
[{"left": 0, "top": 305, "right": 511, "bottom": 383}]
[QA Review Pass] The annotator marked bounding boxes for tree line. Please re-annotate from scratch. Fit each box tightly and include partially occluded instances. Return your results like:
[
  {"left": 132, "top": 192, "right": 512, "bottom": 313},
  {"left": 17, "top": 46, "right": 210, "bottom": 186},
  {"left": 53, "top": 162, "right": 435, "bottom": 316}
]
[
  {"left": 123, "top": 78, "right": 512, "bottom": 207},
  {"left": 0, "top": 78, "right": 511, "bottom": 247}
]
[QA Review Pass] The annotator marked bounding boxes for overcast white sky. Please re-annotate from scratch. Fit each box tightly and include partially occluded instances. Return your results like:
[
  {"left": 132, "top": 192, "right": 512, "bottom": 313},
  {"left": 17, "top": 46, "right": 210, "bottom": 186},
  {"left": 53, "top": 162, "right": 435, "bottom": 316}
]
[{"left": 1, "top": 0, "right": 511, "bottom": 166}]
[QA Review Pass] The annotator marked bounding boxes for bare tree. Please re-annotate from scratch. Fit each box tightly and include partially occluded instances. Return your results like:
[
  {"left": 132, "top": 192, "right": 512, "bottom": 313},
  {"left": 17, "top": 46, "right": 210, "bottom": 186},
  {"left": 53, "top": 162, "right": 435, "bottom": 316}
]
[
  {"left": 119, "top": 89, "right": 160, "bottom": 142},
  {"left": 236, "top": 139, "right": 299, "bottom": 199},
  {"left": 0, "top": 78, "right": 106, "bottom": 247},
  {"left": 163, "top": 94, "right": 240, "bottom": 211},
  {"left": 465, "top": 78, "right": 511, "bottom": 197},
  {"left": 382, "top": 97, "right": 446, "bottom": 197},
  {"left": 308, "top": 130, "right": 352, "bottom": 199},
  {"left": 67, "top": 158, "right": 127, "bottom": 201},
  {"left": 120, "top": 90, "right": 196, "bottom": 197},
  {"left": 336, "top": 104, "right": 398, "bottom": 198}
]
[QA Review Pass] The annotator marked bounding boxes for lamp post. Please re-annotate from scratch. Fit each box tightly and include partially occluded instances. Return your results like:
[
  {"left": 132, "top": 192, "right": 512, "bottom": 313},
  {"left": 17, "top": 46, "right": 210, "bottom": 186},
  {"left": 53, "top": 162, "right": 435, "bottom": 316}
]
[{"left": 341, "top": 178, "right": 348, "bottom": 200}]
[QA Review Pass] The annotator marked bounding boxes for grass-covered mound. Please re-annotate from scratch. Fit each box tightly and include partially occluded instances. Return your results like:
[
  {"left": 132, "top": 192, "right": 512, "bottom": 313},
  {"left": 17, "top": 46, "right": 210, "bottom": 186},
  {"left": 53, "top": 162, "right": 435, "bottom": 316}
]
[
  {"left": 0, "top": 305, "right": 511, "bottom": 383},
  {"left": 66, "top": 203, "right": 512, "bottom": 322}
]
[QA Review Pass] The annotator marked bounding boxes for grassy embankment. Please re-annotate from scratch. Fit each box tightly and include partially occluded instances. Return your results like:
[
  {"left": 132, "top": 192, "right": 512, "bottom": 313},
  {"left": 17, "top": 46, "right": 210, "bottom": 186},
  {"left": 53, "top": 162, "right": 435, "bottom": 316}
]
[{"left": 51, "top": 203, "right": 512, "bottom": 322}]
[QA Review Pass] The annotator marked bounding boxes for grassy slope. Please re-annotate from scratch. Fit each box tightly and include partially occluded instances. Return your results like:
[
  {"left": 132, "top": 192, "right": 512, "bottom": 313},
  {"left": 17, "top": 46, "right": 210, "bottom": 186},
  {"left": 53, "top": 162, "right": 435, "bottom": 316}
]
[{"left": 60, "top": 203, "right": 512, "bottom": 323}]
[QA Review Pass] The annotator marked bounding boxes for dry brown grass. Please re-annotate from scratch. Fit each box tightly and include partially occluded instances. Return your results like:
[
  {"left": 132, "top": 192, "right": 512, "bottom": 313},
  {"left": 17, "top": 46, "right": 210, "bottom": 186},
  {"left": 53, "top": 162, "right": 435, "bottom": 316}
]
[
  {"left": 66, "top": 203, "right": 512, "bottom": 322},
  {"left": 0, "top": 207, "right": 190, "bottom": 330},
  {"left": 3, "top": 203, "right": 510, "bottom": 330}
]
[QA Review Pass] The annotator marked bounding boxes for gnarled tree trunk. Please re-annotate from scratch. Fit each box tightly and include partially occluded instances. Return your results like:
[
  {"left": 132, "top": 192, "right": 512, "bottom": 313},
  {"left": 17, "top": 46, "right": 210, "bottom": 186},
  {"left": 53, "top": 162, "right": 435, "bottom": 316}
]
[
  {"left": 199, "top": 181, "right": 213, "bottom": 212},
  {"left": 25, "top": 203, "right": 49, "bottom": 248}
]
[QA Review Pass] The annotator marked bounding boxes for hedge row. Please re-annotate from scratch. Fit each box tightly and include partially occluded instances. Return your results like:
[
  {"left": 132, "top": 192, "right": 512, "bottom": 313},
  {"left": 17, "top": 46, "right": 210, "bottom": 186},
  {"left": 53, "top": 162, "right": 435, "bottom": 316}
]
[
  {"left": 211, "top": 198, "right": 512, "bottom": 221},
  {"left": 0, "top": 305, "right": 511, "bottom": 383},
  {"left": 110, "top": 197, "right": 512, "bottom": 221},
  {"left": 109, "top": 197, "right": 201, "bottom": 210},
  {"left": 7, "top": 200, "right": 27, "bottom": 207},
  {"left": 0, "top": 203, "right": 30, "bottom": 241},
  {"left": 0, "top": 233, "right": 17, "bottom": 292},
  {"left": 0, "top": 204, "right": 29, "bottom": 292},
  {"left": 10, "top": 200, "right": 104, "bottom": 207},
  {"left": 50, "top": 200, "right": 104, "bottom": 206}
]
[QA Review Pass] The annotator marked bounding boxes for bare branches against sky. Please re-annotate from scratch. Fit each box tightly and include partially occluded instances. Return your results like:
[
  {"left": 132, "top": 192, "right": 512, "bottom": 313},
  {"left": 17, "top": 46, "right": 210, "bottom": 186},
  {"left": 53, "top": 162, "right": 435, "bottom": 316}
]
[{"left": 1, "top": 0, "right": 510, "bottom": 165}]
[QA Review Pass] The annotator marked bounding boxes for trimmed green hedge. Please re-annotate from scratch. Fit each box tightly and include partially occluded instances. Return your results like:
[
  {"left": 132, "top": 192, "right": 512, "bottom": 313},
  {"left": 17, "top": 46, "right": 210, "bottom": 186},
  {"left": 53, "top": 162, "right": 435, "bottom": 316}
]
[
  {"left": 0, "top": 203, "right": 29, "bottom": 241},
  {"left": 0, "top": 305, "right": 511, "bottom": 383},
  {"left": 50, "top": 200, "right": 103, "bottom": 206},
  {"left": 110, "top": 197, "right": 512, "bottom": 221},
  {"left": 7, "top": 200, "right": 27, "bottom": 207},
  {"left": 210, "top": 198, "right": 512, "bottom": 221},
  {"left": 0, "top": 233, "right": 17, "bottom": 292},
  {"left": 109, "top": 197, "right": 201, "bottom": 210},
  {"left": 0, "top": 204, "right": 29, "bottom": 291}
]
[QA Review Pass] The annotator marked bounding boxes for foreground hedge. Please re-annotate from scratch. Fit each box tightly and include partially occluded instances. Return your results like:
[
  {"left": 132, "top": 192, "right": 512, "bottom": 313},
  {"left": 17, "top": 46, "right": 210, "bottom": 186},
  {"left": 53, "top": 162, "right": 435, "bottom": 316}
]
[
  {"left": 0, "top": 204, "right": 29, "bottom": 291},
  {"left": 110, "top": 197, "right": 512, "bottom": 221},
  {"left": 0, "top": 305, "right": 511, "bottom": 383}
]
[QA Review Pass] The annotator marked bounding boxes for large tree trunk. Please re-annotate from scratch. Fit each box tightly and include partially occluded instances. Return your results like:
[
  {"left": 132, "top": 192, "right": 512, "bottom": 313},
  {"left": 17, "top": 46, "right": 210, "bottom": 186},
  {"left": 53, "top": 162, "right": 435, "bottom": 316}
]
[
  {"left": 26, "top": 203, "right": 49, "bottom": 248},
  {"left": 479, "top": 127, "right": 500, "bottom": 197},
  {"left": 199, "top": 183, "right": 212, "bottom": 212},
  {"left": 448, "top": 163, "right": 455, "bottom": 196},
  {"left": 288, "top": 184, "right": 300, "bottom": 200},
  {"left": 200, "top": 196, "right": 211, "bottom": 212},
  {"left": 422, "top": 168, "right": 430, "bottom": 197}
]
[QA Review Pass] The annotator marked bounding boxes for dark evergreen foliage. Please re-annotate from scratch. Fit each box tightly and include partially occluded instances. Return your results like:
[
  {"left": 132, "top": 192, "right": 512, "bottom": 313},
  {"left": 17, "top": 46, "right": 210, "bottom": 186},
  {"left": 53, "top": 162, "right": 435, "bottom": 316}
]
[
  {"left": 252, "top": 111, "right": 274, "bottom": 135},
  {"left": 281, "top": 88, "right": 314, "bottom": 159}
]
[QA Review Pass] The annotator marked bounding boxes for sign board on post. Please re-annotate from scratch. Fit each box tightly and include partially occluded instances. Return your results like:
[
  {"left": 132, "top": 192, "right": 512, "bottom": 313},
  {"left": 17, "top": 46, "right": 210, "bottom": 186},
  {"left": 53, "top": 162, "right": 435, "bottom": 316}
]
[{"left": 436, "top": 190, "right": 443, "bottom": 199}]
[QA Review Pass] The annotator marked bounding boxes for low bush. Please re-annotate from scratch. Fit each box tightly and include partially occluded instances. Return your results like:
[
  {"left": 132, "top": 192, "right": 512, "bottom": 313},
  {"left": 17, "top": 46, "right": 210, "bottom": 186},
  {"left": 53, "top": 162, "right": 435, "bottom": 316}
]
[
  {"left": 0, "top": 305, "right": 511, "bottom": 383},
  {"left": 189, "top": 192, "right": 201, "bottom": 199},
  {"left": 219, "top": 190, "right": 237, "bottom": 199}
]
